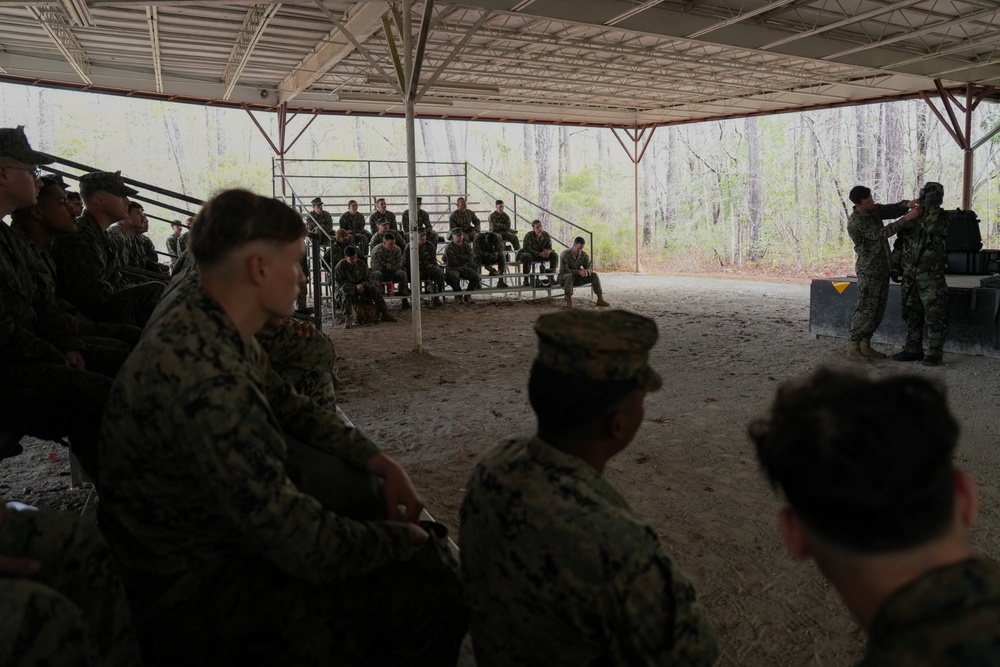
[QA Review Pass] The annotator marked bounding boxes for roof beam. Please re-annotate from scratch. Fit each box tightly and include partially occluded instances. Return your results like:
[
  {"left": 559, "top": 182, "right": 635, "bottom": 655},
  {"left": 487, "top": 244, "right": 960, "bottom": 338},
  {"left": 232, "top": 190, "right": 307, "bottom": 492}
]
[
  {"left": 222, "top": 3, "right": 281, "bottom": 100},
  {"left": 146, "top": 6, "right": 163, "bottom": 93},
  {"left": 686, "top": 0, "right": 798, "bottom": 39},
  {"left": 417, "top": 10, "right": 492, "bottom": 100},
  {"left": 604, "top": 0, "right": 667, "bottom": 27},
  {"left": 760, "top": 0, "right": 926, "bottom": 51},
  {"left": 26, "top": 5, "right": 92, "bottom": 84},
  {"left": 278, "top": 1, "right": 391, "bottom": 103}
]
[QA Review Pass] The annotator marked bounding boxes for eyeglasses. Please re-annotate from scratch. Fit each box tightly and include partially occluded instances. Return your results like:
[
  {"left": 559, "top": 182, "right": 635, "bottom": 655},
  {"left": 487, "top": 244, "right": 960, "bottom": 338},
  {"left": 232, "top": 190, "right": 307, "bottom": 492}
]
[{"left": 3, "top": 165, "right": 42, "bottom": 178}]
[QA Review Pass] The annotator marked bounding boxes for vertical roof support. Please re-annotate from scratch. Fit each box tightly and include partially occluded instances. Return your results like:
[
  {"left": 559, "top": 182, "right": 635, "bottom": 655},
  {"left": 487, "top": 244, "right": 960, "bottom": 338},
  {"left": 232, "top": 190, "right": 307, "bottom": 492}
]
[{"left": 611, "top": 124, "right": 656, "bottom": 273}]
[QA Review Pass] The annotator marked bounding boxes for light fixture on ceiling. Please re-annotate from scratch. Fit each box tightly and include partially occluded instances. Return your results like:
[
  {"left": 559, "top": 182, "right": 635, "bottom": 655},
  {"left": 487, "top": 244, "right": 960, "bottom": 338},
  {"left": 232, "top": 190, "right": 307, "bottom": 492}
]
[
  {"left": 337, "top": 93, "right": 454, "bottom": 106},
  {"left": 365, "top": 77, "right": 500, "bottom": 94},
  {"left": 59, "top": 0, "right": 95, "bottom": 27}
]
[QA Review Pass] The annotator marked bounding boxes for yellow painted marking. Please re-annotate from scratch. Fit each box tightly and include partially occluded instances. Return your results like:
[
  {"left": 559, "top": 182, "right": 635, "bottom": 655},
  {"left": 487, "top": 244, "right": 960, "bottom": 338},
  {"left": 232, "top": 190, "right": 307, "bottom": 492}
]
[{"left": 831, "top": 281, "right": 851, "bottom": 294}]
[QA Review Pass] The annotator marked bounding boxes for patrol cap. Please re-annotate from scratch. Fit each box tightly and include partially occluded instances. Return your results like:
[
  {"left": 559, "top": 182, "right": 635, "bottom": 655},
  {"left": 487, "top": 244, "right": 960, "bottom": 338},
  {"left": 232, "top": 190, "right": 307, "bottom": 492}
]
[
  {"left": 80, "top": 170, "right": 138, "bottom": 198},
  {"left": 0, "top": 126, "right": 54, "bottom": 165},
  {"left": 311, "top": 197, "right": 324, "bottom": 206},
  {"left": 450, "top": 227, "right": 462, "bottom": 237},
  {"left": 534, "top": 309, "right": 662, "bottom": 391}
]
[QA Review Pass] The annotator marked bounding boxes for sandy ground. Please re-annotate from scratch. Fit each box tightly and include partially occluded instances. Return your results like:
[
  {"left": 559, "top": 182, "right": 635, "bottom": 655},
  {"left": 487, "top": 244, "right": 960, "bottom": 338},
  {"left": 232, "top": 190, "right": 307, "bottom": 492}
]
[{"left": 5, "top": 273, "right": 1000, "bottom": 666}]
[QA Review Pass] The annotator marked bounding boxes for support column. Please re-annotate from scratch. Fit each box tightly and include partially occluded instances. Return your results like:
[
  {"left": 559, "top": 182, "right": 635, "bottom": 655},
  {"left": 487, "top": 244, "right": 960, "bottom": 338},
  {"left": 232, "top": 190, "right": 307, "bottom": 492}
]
[
  {"left": 920, "top": 81, "right": 1000, "bottom": 210},
  {"left": 610, "top": 124, "right": 656, "bottom": 272}
]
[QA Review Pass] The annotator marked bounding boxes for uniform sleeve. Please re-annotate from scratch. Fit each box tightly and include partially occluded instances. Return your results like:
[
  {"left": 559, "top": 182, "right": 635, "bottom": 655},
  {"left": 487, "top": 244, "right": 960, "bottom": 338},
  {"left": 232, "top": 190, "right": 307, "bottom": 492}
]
[
  {"left": 872, "top": 201, "right": 910, "bottom": 221},
  {"left": 848, "top": 213, "right": 908, "bottom": 242},
  {"left": 0, "top": 288, "right": 66, "bottom": 364},
  {"left": 180, "top": 373, "right": 412, "bottom": 584},
  {"left": 52, "top": 233, "right": 115, "bottom": 314},
  {"left": 611, "top": 551, "right": 719, "bottom": 666}
]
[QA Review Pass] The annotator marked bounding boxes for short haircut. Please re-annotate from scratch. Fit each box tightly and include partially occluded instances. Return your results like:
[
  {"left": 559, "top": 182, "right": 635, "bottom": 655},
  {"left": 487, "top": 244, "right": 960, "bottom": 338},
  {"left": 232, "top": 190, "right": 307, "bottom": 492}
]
[
  {"left": 528, "top": 361, "right": 639, "bottom": 439},
  {"left": 495, "top": 199, "right": 504, "bottom": 206},
  {"left": 749, "top": 368, "right": 959, "bottom": 553},
  {"left": 574, "top": 236, "right": 585, "bottom": 245},
  {"left": 344, "top": 246, "right": 357, "bottom": 257},
  {"left": 532, "top": 219, "right": 542, "bottom": 227},
  {"left": 377, "top": 198, "right": 386, "bottom": 205},
  {"left": 190, "top": 189, "right": 305, "bottom": 268},
  {"left": 457, "top": 197, "right": 466, "bottom": 203},
  {"left": 128, "top": 202, "right": 143, "bottom": 213},
  {"left": 67, "top": 191, "right": 81, "bottom": 202},
  {"left": 10, "top": 176, "right": 64, "bottom": 224},
  {"left": 849, "top": 185, "right": 871, "bottom": 205},
  {"left": 348, "top": 199, "right": 358, "bottom": 206},
  {"left": 384, "top": 232, "right": 396, "bottom": 243}
]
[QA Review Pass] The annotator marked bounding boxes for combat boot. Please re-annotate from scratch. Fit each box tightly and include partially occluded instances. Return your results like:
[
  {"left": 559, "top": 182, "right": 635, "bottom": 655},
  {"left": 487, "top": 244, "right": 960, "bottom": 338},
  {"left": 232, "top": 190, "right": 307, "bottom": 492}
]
[
  {"left": 432, "top": 296, "right": 442, "bottom": 308},
  {"left": 859, "top": 339, "right": 886, "bottom": 360},
  {"left": 380, "top": 304, "right": 398, "bottom": 323},
  {"left": 847, "top": 340, "right": 866, "bottom": 362},
  {"left": 891, "top": 348, "right": 924, "bottom": 362},
  {"left": 497, "top": 278, "right": 508, "bottom": 288},
  {"left": 343, "top": 303, "right": 354, "bottom": 329},
  {"left": 454, "top": 295, "right": 462, "bottom": 304},
  {"left": 595, "top": 294, "right": 610, "bottom": 307},
  {"left": 464, "top": 294, "right": 473, "bottom": 304},
  {"left": 401, "top": 298, "right": 411, "bottom": 309},
  {"left": 565, "top": 296, "right": 574, "bottom": 309},
  {"left": 922, "top": 350, "right": 943, "bottom": 366}
]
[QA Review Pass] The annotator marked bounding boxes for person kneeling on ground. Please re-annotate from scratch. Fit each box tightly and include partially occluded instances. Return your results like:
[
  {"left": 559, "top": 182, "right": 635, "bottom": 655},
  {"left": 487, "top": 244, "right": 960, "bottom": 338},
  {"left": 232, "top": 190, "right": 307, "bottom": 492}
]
[
  {"left": 559, "top": 236, "right": 610, "bottom": 308},
  {"left": 98, "top": 189, "right": 465, "bottom": 666},
  {"left": 334, "top": 245, "right": 396, "bottom": 328},
  {"left": 461, "top": 309, "right": 718, "bottom": 666},
  {"left": 750, "top": 368, "right": 1000, "bottom": 666}
]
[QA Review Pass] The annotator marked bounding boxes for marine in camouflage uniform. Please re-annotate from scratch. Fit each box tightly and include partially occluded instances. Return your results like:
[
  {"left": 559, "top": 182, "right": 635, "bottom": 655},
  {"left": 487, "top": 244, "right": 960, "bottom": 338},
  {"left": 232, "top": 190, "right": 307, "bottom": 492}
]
[
  {"left": 370, "top": 235, "right": 409, "bottom": 295},
  {"left": 328, "top": 229, "right": 356, "bottom": 269},
  {"left": 50, "top": 171, "right": 164, "bottom": 327},
  {"left": 473, "top": 231, "right": 508, "bottom": 287},
  {"left": 338, "top": 200, "right": 371, "bottom": 250},
  {"left": 0, "top": 131, "right": 109, "bottom": 478},
  {"left": 0, "top": 506, "right": 143, "bottom": 667},
  {"left": 165, "top": 222, "right": 183, "bottom": 263},
  {"left": 893, "top": 182, "right": 949, "bottom": 366},
  {"left": 461, "top": 309, "right": 718, "bottom": 666},
  {"left": 559, "top": 237, "right": 610, "bottom": 308},
  {"left": 401, "top": 198, "right": 435, "bottom": 245},
  {"left": 443, "top": 228, "right": 482, "bottom": 301},
  {"left": 100, "top": 283, "right": 463, "bottom": 665},
  {"left": 333, "top": 249, "right": 396, "bottom": 327},
  {"left": 488, "top": 200, "right": 520, "bottom": 250},
  {"left": 368, "top": 199, "right": 399, "bottom": 234},
  {"left": 370, "top": 221, "right": 408, "bottom": 253},
  {"left": 411, "top": 230, "right": 446, "bottom": 297},
  {"left": 845, "top": 186, "right": 917, "bottom": 361},
  {"left": 449, "top": 197, "right": 481, "bottom": 243},
  {"left": 519, "top": 219, "right": 558, "bottom": 283}
]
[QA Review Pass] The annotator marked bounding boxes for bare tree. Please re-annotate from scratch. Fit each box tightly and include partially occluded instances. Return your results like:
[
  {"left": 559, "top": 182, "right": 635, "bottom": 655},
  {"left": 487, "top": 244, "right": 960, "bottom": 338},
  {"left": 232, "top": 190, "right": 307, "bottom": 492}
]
[
  {"left": 746, "top": 116, "right": 763, "bottom": 261},
  {"left": 884, "top": 103, "right": 905, "bottom": 201},
  {"left": 915, "top": 102, "right": 929, "bottom": 186},
  {"left": 559, "top": 125, "right": 570, "bottom": 187}
]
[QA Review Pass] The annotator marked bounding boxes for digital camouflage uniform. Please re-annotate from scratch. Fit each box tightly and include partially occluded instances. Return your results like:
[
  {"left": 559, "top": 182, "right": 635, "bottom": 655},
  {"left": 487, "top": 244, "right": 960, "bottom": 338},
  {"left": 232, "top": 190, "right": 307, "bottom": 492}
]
[
  {"left": 0, "top": 508, "right": 143, "bottom": 667},
  {"left": 0, "top": 219, "right": 109, "bottom": 478},
  {"left": 412, "top": 238, "right": 446, "bottom": 294},
  {"left": 50, "top": 212, "right": 163, "bottom": 327},
  {"left": 460, "top": 309, "right": 718, "bottom": 667},
  {"left": 368, "top": 208, "right": 398, "bottom": 234},
  {"left": 401, "top": 208, "right": 434, "bottom": 244},
  {"left": 328, "top": 238, "right": 356, "bottom": 269},
  {"left": 444, "top": 237, "right": 482, "bottom": 294},
  {"left": 896, "top": 186, "right": 949, "bottom": 358},
  {"left": 165, "top": 231, "right": 182, "bottom": 263},
  {"left": 846, "top": 200, "right": 911, "bottom": 341},
  {"left": 107, "top": 224, "right": 168, "bottom": 286},
  {"left": 449, "top": 208, "right": 481, "bottom": 243},
  {"left": 559, "top": 248, "right": 604, "bottom": 298},
  {"left": 333, "top": 257, "right": 390, "bottom": 313},
  {"left": 178, "top": 230, "right": 190, "bottom": 254},
  {"left": 305, "top": 209, "right": 335, "bottom": 242},
  {"left": 473, "top": 232, "right": 507, "bottom": 277},
  {"left": 99, "top": 287, "right": 465, "bottom": 665},
  {"left": 370, "top": 242, "right": 409, "bottom": 292},
  {"left": 859, "top": 558, "right": 1000, "bottom": 666},
  {"left": 338, "top": 211, "right": 371, "bottom": 249},
  {"left": 520, "top": 229, "right": 558, "bottom": 276},
  {"left": 370, "top": 228, "right": 407, "bottom": 253},
  {"left": 489, "top": 210, "right": 520, "bottom": 249}
]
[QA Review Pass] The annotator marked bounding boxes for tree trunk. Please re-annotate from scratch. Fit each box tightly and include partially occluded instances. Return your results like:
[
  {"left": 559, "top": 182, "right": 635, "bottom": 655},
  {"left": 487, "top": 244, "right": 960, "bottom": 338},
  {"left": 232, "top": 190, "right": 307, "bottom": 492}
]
[
  {"left": 854, "top": 105, "right": 869, "bottom": 186},
  {"left": 915, "top": 101, "right": 929, "bottom": 187},
  {"left": 164, "top": 113, "right": 189, "bottom": 194},
  {"left": 745, "top": 116, "right": 763, "bottom": 261},
  {"left": 813, "top": 122, "right": 822, "bottom": 253},
  {"left": 793, "top": 115, "right": 803, "bottom": 267},
  {"left": 536, "top": 125, "right": 555, "bottom": 231},
  {"left": 884, "top": 103, "right": 904, "bottom": 201},
  {"left": 874, "top": 106, "right": 885, "bottom": 198},
  {"left": 664, "top": 126, "right": 678, "bottom": 232},
  {"left": 559, "top": 126, "right": 570, "bottom": 187},
  {"left": 642, "top": 146, "right": 656, "bottom": 246},
  {"left": 597, "top": 129, "right": 610, "bottom": 189}
]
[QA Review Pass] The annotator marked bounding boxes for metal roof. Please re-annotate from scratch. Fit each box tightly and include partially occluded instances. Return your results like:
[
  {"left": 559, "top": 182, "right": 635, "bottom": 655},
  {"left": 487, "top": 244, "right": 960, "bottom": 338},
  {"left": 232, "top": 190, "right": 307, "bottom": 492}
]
[{"left": 1, "top": 0, "right": 999, "bottom": 126}]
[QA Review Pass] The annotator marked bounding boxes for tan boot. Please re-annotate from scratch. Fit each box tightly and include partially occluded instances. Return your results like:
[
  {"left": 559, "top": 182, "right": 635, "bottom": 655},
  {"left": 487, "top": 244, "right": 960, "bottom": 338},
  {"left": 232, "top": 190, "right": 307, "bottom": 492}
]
[
  {"left": 859, "top": 339, "right": 886, "bottom": 360},
  {"left": 565, "top": 296, "right": 574, "bottom": 309},
  {"left": 848, "top": 340, "right": 866, "bottom": 362},
  {"left": 343, "top": 304, "right": 353, "bottom": 329},
  {"left": 595, "top": 295, "right": 610, "bottom": 307}
]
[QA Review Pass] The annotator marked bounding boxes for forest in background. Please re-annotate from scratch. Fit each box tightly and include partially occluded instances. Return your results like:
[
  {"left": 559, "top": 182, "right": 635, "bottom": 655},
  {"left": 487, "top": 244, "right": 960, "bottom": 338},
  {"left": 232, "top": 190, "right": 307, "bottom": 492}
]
[{"left": 2, "top": 82, "right": 999, "bottom": 275}]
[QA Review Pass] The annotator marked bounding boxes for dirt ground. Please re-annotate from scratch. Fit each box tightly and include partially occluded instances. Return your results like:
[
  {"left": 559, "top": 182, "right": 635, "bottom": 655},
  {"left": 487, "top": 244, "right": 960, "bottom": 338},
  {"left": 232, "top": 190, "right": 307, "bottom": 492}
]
[{"left": 5, "top": 273, "right": 1000, "bottom": 666}]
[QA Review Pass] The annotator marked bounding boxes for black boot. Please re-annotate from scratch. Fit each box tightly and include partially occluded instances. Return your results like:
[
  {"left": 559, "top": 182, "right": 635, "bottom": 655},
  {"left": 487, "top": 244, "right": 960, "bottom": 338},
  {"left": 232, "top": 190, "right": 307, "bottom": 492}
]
[{"left": 891, "top": 348, "right": 924, "bottom": 362}]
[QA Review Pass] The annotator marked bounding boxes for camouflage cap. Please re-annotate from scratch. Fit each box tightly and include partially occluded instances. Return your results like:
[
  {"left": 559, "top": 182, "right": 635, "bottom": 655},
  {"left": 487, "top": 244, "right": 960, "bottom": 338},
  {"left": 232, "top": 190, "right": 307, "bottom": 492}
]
[
  {"left": 450, "top": 227, "right": 463, "bottom": 237},
  {"left": 0, "top": 126, "right": 54, "bottom": 165},
  {"left": 311, "top": 197, "right": 323, "bottom": 206},
  {"left": 534, "top": 309, "right": 662, "bottom": 391},
  {"left": 80, "top": 171, "right": 138, "bottom": 198}
]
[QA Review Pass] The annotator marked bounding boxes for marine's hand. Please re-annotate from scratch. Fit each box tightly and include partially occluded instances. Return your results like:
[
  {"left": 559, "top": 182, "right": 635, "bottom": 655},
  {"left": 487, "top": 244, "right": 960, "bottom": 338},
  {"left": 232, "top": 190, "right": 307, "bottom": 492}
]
[
  {"left": 906, "top": 198, "right": 920, "bottom": 209},
  {"left": 291, "top": 319, "right": 316, "bottom": 337},
  {"left": 0, "top": 503, "right": 41, "bottom": 576},
  {"left": 366, "top": 453, "right": 425, "bottom": 523},
  {"left": 903, "top": 206, "right": 922, "bottom": 221}
]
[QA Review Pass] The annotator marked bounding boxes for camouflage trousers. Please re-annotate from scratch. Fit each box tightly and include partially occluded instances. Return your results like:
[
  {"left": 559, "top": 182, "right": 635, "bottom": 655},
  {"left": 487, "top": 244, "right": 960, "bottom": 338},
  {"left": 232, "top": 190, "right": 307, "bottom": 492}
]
[
  {"left": 446, "top": 266, "right": 482, "bottom": 292},
  {"left": 478, "top": 256, "right": 507, "bottom": 276},
  {"left": 418, "top": 265, "right": 446, "bottom": 293},
  {"left": 0, "top": 509, "right": 142, "bottom": 667},
  {"left": 89, "top": 281, "right": 164, "bottom": 329},
  {"left": 562, "top": 271, "right": 603, "bottom": 297},
  {"left": 0, "top": 361, "right": 109, "bottom": 480},
  {"left": 495, "top": 229, "right": 520, "bottom": 250},
  {"left": 371, "top": 268, "right": 409, "bottom": 293},
  {"left": 335, "top": 284, "right": 388, "bottom": 311},
  {"left": 900, "top": 268, "right": 949, "bottom": 353},
  {"left": 849, "top": 270, "right": 890, "bottom": 341},
  {"left": 134, "top": 444, "right": 467, "bottom": 667},
  {"left": 519, "top": 252, "right": 557, "bottom": 274}
]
